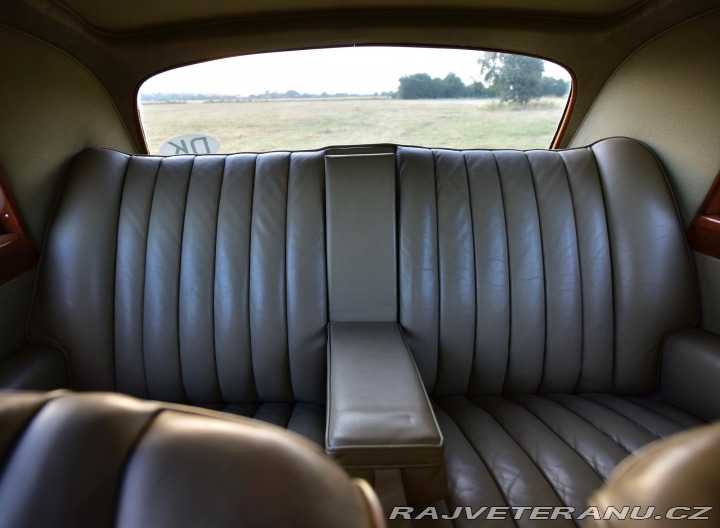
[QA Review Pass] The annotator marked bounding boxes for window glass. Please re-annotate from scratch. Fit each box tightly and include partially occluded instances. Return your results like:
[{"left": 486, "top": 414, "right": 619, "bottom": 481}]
[{"left": 138, "top": 47, "right": 572, "bottom": 154}]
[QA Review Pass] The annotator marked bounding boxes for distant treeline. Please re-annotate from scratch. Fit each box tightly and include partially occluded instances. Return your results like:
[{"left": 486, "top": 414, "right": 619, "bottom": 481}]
[
  {"left": 140, "top": 90, "right": 395, "bottom": 103},
  {"left": 140, "top": 73, "right": 568, "bottom": 103},
  {"left": 396, "top": 72, "right": 569, "bottom": 100}
]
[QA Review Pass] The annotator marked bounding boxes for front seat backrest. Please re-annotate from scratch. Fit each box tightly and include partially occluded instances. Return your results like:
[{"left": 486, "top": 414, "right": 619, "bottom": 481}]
[{"left": 0, "top": 391, "right": 386, "bottom": 528}]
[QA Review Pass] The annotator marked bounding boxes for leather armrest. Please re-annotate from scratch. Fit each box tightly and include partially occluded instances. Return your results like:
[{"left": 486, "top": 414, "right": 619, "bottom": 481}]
[
  {"left": 326, "top": 322, "right": 445, "bottom": 503},
  {"left": 0, "top": 345, "right": 69, "bottom": 391},
  {"left": 661, "top": 327, "right": 720, "bottom": 421}
]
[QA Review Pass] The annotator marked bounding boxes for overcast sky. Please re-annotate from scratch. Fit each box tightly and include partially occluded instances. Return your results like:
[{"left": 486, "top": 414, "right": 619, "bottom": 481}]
[{"left": 140, "top": 46, "right": 571, "bottom": 96}]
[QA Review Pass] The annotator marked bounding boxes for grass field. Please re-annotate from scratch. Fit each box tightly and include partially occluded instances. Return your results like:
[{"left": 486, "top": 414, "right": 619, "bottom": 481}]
[{"left": 139, "top": 97, "right": 568, "bottom": 154}]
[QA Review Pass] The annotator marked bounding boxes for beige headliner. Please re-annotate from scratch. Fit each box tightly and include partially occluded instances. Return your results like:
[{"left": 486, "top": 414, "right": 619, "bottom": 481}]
[
  {"left": 57, "top": 0, "right": 647, "bottom": 33},
  {"left": 1, "top": 0, "right": 719, "bottom": 150}
]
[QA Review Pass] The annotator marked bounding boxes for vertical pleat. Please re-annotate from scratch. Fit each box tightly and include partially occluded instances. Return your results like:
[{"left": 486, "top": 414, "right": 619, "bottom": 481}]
[
  {"left": 143, "top": 156, "right": 193, "bottom": 403},
  {"left": 249, "top": 152, "right": 293, "bottom": 402},
  {"left": 214, "top": 154, "right": 258, "bottom": 403},
  {"left": 528, "top": 151, "right": 582, "bottom": 393},
  {"left": 495, "top": 151, "right": 545, "bottom": 394},
  {"left": 560, "top": 149, "right": 614, "bottom": 392},
  {"left": 464, "top": 152, "right": 510, "bottom": 396},
  {"left": 397, "top": 147, "right": 440, "bottom": 392},
  {"left": 178, "top": 156, "right": 224, "bottom": 403},
  {"left": 434, "top": 150, "right": 475, "bottom": 395},
  {"left": 115, "top": 156, "right": 161, "bottom": 398},
  {"left": 286, "top": 151, "right": 327, "bottom": 404}
]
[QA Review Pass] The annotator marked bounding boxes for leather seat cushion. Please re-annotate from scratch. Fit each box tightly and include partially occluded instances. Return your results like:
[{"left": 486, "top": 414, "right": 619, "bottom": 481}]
[
  {"left": 197, "top": 401, "right": 326, "bottom": 445},
  {"left": 433, "top": 394, "right": 703, "bottom": 526}
]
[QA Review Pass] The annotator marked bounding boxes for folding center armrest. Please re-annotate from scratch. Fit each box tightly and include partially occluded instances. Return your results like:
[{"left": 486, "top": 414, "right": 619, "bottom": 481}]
[{"left": 326, "top": 322, "right": 446, "bottom": 503}]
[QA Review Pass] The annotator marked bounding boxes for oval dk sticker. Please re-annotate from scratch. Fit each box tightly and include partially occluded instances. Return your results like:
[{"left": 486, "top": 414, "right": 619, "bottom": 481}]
[{"left": 159, "top": 134, "right": 221, "bottom": 156}]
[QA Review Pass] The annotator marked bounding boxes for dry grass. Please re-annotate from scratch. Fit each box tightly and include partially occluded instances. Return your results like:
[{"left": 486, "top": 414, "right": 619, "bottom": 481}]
[{"left": 139, "top": 97, "right": 568, "bottom": 154}]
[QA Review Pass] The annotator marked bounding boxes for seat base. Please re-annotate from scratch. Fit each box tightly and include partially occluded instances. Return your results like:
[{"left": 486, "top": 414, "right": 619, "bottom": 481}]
[{"left": 407, "top": 394, "right": 703, "bottom": 527}]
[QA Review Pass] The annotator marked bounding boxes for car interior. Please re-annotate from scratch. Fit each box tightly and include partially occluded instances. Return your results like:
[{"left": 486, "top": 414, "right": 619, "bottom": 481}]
[{"left": 0, "top": 0, "right": 719, "bottom": 526}]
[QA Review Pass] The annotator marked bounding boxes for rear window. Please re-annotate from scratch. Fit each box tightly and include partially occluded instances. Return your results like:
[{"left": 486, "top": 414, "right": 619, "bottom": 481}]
[{"left": 137, "top": 47, "right": 572, "bottom": 154}]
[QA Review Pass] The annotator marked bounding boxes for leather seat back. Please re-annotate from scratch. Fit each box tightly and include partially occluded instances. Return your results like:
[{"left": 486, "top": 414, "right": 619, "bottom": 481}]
[
  {"left": 29, "top": 151, "right": 328, "bottom": 404},
  {"left": 396, "top": 138, "right": 697, "bottom": 395},
  {"left": 28, "top": 138, "right": 697, "bottom": 402}
]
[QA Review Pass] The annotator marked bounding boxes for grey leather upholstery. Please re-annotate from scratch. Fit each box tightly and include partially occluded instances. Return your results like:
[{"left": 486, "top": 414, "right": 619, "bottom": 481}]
[
  {"left": 29, "top": 150, "right": 329, "bottom": 443},
  {"left": 396, "top": 140, "right": 697, "bottom": 395},
  {"left": 22, "top": 137, "right": 708, "bottom": 522},
  {"left": 0, "top": 391, "right": 386, "bottom": 528},
  {"left": 433, "top": 394, "right": 703, "bottom": 526},
  {"left": 326, "top": 154, "right": 398, "bottom": 322}
]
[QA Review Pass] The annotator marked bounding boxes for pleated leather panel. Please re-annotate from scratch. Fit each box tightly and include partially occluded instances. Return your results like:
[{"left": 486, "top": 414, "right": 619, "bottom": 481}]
[
  {"left": 434, "top": 393, "right": 703, "bottom": 527},
  {"left": 30, "top": 138, "right": 696, "bottom": 404},
  {"left": 32, "top": 149, "right": 327, "bottom": 405},
  {"left": 398, "top": 138, "right": 697, "bottom": 396}
]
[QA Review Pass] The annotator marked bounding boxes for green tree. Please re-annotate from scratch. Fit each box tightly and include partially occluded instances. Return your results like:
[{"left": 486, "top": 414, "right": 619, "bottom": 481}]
[
  {"left": 465, "top": 81, "right": 496, "bottom": 98},
  {"left": 398, "top": 72, "right": 473, "bottom": 99},
  {"left": 479, "top": 53, "right": 544, "bottom": 105},
  {"left": 397, "top": 73, "right": 437, "bottom": 99},
  {"left": 438, "top": 73, "right": 465, "bottom": 98}
]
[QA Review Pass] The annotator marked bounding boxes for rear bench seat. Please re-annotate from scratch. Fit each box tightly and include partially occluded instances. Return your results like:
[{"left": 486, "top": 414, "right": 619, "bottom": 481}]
[{"left": 9, "top": 137, "right": 720, "bottom": 522}]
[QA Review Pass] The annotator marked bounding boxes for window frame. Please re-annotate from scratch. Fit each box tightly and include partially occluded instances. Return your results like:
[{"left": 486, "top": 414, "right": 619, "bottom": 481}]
[{"left": 134, "top": 46, "right": 576, "bottom": 155}]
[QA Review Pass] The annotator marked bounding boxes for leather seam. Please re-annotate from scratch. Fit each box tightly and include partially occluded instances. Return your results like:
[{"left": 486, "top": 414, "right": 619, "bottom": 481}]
[
  {"left": 578, "top": 395, "right": 662, "bottom": 440},
  {"left": 461, "top": 152, "right": 479, "bottom": 396},
  {"left": 433, "top": 398, "right": 516, "bottom": 522},
  {"left": 284, "top": 153, "right": 293, "bottom": 402},
  {"left": 506, "top": 394, "right": 610, "bottom": 481},
  {"left": 588, "top": 145, "right": 617, "bottom": 392},
  {"left": 140, "top": 157, "right": 164, "bottom": 399},
  {"left": 211, "top": 156, "right": 227, "bottom": 403},
  {"left": 431, "top": 149, "right": 443, "bottom": 395},
  {"left": 621, "top": 396, "right": 698, "bottom": 428},
  {"left": 0, "top": 393, "right": 64, "bottom": 484},
  {"left": 558, "top": 151, "right": 587, "bottom": 393},
  {"left": 491, "top": 152, "right": 513, "bottom": 396},
  {"left": 112, "top": 155, "right": 132, "bottom": 392},
  {"left": 110, "top": 408, "right": 164, "bottom": 527},
  {"left": 175, "top": 156, "right": 196, "bottom": 403},
  {"left": 471, "top": 396, "right": 568, "bottom": 508},
  {"left": 525, "top": 152, "right": 548, "bottom": 394},
  {"left": 247, "top": 155, "right": 259, "bottom": 401},
  {"left": 324, "top": 323, "right": 333, "bottom": 449},
  {"left": 543, "top": 394, "right": 633, "bottom": 455}
]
